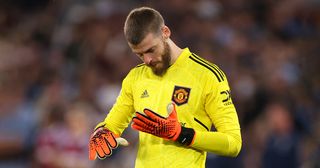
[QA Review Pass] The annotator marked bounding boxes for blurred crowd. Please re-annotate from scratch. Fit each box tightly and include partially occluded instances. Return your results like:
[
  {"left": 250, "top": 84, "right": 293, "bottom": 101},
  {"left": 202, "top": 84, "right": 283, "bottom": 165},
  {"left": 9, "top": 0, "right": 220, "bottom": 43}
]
[{"left": 0, "top": 0, "right": 319, "bottom": 167}]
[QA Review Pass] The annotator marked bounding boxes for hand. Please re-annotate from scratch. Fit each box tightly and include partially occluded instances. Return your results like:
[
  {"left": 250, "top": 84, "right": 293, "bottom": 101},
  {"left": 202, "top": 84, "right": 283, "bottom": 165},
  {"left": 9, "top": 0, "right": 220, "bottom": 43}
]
[
  {"left": 132, "top": 103, "right": 195, "bottom": 145},
  {"left": 89, "top": 127, "right": 129, "bottom": 160},
  {"left": 132, "top": 102, "right": 181, "bottom": 140}
]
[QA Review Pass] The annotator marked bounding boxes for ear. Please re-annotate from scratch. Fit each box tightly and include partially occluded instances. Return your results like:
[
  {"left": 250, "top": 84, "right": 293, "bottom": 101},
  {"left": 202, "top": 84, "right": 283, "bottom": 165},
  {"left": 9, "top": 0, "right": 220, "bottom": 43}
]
[{"left": 162, "top": 26, "right": 171, "bottom": 39}]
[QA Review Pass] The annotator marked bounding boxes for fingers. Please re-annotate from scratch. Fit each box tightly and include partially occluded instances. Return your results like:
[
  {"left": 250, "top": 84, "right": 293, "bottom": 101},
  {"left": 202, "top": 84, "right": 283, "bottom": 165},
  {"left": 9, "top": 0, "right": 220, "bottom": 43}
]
[
  {"left": 95, "top": 141, "right": 109, "bottom": 159},
  {"left": 102, "top": 132, "right": 118, "bottom": 149},
  {"left": 89, "top": 129, "right": 129, "bottom": 160},
  {"left": 90, "top": 136, "right": 111, "bottom": 159},
  {"left": 167, "top": 103, "right": 175, "bottom": 114},
  {"left": 135, "top": 112, "right": 158, "bottom": 126},
  {"left": 168, "top": 103, "right": 178, "bottom": 119},
  {"left": 167, "top": 103, "right": 178, "bottom": 119},
  {"left": 133, "top": 116, "right": 157, "bottom": 128},
  {"left": 89, "top": 140, "right": 97, "bottom": 160},
  {"left": 143, "top": 109, "right": 166, "bottom": 122},
  {"left": 97, "top": 135, "right": 112, "bottom": 155},
  {"left": 132, "top": 117, "right": 155, "bottom": 131},
  {"left": 116, "top": 137, "right": 129, "bottom": 146},
  {"left": 131, "top": 121, "right": 153, "bottom": 134}
]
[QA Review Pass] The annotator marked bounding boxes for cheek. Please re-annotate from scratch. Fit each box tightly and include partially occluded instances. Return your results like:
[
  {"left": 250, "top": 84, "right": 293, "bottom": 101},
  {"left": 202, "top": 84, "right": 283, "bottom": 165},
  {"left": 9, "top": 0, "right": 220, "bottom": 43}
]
[
  {"left": 149, "top": 52, "right": 162, "bottom": 62},
  {"left": 158, "top": 48, "right": 167, "bottom": 61}
]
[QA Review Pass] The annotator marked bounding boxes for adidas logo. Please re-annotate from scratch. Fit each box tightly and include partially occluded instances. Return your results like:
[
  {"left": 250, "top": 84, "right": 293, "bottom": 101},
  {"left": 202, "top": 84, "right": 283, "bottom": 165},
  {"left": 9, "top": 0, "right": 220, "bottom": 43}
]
[{"left": 141, "top": 90, "right": 149, "bottom": 98}]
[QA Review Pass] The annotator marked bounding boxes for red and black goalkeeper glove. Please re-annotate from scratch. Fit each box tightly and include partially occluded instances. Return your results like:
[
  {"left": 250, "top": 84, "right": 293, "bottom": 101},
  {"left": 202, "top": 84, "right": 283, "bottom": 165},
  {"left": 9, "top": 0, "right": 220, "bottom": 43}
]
[
  {"left": 131, "top": 103, "right": 195, "bottom": 146},
  {"left": 89, "top": 126, "right": 128, "bottom": 160}
]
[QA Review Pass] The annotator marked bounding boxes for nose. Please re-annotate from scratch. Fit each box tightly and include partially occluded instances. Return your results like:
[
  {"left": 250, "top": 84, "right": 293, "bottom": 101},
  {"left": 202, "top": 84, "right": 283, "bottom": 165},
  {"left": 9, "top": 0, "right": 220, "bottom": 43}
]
[{"left": 143, "top": 54, "right": 153, "bottom": 65}]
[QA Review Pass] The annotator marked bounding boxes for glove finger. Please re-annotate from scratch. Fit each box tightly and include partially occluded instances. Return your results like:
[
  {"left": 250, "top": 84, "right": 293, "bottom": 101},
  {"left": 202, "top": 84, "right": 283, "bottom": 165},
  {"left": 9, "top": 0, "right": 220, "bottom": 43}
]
[
  {"left": 167, "top": 103, "right": 178, "bottom": 119},
  {"left": 135, "top": 112, "right": 158, "bottom": 126},
  {"left": 89, "top": 139, "right": 97, "bottom": 160},
  {"left": 131, "top": 121, "right": 142, "bottom": 131},
  {"left": 131, "top": 122, "right": 154, "bottom": 134},
  {"left": 94, "top": 139, "right": 108, "bottom": 159},
  {"left": 133, "top": 117, "right": 156, "bottom": 129},
  {"left": 102, "top": 132, "right": 118, "bottom": 149},
  {"left": 96, "top": 136, "right": 111, "bottom": 156},
  {"left": 116, "top": 137, "right": 129, "bottom": 146},
  {"left": 143, "top": 109, "right": 166, "bottom": 122}
]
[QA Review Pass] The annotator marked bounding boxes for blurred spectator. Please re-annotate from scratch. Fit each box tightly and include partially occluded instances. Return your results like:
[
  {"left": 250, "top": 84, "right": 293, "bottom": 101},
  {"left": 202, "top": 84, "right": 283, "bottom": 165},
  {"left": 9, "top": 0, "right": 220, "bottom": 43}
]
[
  {"left": 0, "top": 41, "right": 39, "bottom": 168},
  {"left": 34, "top": 102, "right": 96, "bottom": 168},
  {"left": 262, "top": 103, "right": 300, "bottom": 168}
]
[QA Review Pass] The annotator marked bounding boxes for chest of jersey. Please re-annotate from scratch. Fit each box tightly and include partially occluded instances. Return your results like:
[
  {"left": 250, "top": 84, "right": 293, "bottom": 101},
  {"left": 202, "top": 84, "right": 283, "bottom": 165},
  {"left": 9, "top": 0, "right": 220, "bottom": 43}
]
[
  {"left": 133, "top": 78, "right": 193, "bottom": 114},
  {"left": 131, "top": 67, "right": 209, "bottom": 131}
]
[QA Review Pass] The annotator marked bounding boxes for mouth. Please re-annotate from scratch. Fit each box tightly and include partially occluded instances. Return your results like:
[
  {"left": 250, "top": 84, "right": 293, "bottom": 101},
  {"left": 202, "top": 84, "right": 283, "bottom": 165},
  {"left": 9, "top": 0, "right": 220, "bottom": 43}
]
[{"left": 148, "top": 62, "right": 160, "bottom": 68}]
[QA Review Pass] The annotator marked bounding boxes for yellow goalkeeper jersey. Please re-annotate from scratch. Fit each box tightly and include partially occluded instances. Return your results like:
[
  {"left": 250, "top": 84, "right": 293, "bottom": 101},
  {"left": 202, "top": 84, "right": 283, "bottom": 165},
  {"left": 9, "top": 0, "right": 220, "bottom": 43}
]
[{"left": 101, "top": 48, "right": 242, "bottom": 168}]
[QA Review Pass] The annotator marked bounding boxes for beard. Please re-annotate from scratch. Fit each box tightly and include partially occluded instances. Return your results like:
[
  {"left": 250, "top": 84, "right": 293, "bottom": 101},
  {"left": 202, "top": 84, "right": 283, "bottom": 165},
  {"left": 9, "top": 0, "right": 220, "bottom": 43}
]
[{"left": 150, "top": 41, "right": 171, "bottom": 76}]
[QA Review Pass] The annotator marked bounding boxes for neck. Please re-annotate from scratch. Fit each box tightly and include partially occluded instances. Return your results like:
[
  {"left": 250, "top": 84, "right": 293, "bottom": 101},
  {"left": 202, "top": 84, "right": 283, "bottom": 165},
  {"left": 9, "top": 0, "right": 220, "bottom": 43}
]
[{"left": 168, "top": 39, "right": 182, "bottom": 65}]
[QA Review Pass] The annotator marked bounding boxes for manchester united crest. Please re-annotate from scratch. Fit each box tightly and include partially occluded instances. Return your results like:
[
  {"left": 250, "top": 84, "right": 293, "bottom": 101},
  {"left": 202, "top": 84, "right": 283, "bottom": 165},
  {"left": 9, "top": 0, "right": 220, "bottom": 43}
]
[{"left": 171, "top": 86, "right": 191, "bottom": 106}]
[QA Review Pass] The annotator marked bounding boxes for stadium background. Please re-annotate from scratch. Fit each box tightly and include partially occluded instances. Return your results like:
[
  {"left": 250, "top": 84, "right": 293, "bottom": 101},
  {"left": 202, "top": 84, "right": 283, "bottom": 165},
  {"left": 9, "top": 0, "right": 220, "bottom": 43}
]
[{"left": 0, "top": 0, "right": 319, "bottom": 167}]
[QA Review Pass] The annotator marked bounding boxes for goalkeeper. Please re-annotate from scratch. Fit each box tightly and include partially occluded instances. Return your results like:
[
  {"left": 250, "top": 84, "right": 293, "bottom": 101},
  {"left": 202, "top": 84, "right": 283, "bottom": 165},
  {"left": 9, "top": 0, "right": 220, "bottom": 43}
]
[{"left": 89, "top": 7, "right": 242, "bottom": 167}]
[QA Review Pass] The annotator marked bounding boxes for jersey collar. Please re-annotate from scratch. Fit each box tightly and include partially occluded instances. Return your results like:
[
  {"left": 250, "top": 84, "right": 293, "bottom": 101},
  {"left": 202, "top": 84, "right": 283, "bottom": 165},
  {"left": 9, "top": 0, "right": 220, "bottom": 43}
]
[{"left": 170, "top": 47, "right": 191, "bottom": 68}]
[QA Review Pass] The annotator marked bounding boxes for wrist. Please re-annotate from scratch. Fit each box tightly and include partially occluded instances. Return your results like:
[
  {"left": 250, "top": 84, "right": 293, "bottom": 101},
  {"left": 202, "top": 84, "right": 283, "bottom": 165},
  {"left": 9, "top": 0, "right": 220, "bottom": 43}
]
[
  {"left": 94, "top": 122, "right": 106, "bottom": 131},
  {"left": 176, "top": 127, "right": 195, "bottom": 146}
]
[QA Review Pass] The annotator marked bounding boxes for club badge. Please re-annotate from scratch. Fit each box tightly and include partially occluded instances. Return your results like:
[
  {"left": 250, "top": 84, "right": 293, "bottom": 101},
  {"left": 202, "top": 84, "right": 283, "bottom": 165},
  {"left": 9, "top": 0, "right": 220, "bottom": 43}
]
[{"left": 171, "top": 86, "right": 191, "bottom": 106}]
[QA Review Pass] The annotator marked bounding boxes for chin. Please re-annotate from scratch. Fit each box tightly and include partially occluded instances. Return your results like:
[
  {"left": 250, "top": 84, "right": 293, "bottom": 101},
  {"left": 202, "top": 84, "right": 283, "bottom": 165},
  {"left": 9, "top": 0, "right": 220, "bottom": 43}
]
[
  {"left": 153, "top": 68, "right": 167, "bottom": 76},
  {"left": 151, "top": 63, "right": 169, "bottom": 76}
]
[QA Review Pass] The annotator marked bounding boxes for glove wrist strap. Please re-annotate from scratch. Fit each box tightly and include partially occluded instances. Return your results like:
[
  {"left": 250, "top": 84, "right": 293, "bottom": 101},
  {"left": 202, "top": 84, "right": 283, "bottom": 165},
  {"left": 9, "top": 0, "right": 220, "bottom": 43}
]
[
  {"left": 176, "top": 127, "right": 195, "bottom": 146},
  {"left": 94, "top": 122, "right": 106, "bottom": 131}
]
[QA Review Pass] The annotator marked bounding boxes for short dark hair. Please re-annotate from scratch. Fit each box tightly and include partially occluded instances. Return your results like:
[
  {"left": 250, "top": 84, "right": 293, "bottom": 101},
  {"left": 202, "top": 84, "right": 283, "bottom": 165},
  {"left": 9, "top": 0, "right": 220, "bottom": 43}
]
[{"left": 124, "top": 7, "right": 164, "bottom": 45}]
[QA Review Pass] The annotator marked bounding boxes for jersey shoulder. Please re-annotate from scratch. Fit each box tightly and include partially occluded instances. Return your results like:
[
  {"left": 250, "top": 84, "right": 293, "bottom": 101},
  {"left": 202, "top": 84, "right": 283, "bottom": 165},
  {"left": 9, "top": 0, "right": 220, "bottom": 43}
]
[
  {"left": 130, "top": 63, "right": 147, "bottom": 73},
  {"left": 124, "top": 63, "right": 149, "bottom": 83},
  {"left": 187, "top": 53, "right": 226, "bottom": 83},
  {"left": 135, "top": 63, "right": 146, "bottom": 68}
]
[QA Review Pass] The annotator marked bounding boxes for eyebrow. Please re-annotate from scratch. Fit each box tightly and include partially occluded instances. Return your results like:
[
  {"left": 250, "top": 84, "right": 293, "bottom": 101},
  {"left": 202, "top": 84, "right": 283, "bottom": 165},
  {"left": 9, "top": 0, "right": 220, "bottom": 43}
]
[{"left": 136, "top": 45, "right": 156, "bottom": 55}]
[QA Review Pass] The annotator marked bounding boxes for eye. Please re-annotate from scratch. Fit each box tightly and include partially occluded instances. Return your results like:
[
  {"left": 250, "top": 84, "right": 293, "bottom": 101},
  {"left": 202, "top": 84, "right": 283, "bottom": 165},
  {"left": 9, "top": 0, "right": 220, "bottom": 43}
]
[
  {"left": 148, "top": 48, "right": 154, "bottom": 53},
  {"left": 136, "top": 53, "right": 143, "bottom": 58}
]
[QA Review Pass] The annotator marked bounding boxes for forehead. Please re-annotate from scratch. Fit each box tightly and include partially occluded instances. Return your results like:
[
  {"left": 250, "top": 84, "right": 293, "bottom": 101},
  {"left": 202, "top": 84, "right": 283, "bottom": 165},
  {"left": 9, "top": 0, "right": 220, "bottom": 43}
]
[{"left": 129, "top": 33, "right": 161, "bottom": 53}]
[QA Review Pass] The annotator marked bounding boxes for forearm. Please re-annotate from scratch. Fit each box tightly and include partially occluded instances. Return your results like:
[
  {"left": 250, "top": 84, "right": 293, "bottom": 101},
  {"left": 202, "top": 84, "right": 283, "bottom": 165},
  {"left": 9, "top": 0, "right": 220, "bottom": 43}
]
[
  {"left": 94, "top": 98, "right": 134, "bottom": 135},
  {"left": 98, "top": 106, "right": 134, "bottom": 135},
  {"left": 96, "top": 70, "right": 135, "bottom": 135},
  {"left": 191, "top": 129, "right": 242, "bottom": 157}
]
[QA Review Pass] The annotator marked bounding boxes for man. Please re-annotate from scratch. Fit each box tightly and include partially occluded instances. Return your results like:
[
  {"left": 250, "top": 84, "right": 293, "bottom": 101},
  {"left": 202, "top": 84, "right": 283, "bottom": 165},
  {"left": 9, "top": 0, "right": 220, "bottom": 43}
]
[{"left": 89, "top": 7, "right": 242, "bottom": 167}]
